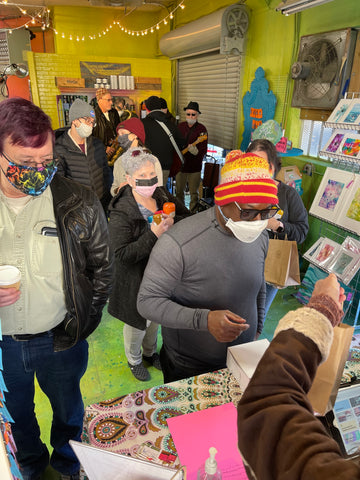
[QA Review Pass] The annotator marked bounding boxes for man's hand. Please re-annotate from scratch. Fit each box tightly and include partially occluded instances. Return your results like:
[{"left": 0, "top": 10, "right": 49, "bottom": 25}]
[
  {"left": 188, "top": 144, "right": 199, "bottom": 156},
  {"left": 0, "top": 287, "right": 20, "bottom": 307},
  {"left": 207, "top": 310, "right": 249, "bottom": 342},
  {"left": 311, "top": 273, "right": 346, "bottom": 310}
]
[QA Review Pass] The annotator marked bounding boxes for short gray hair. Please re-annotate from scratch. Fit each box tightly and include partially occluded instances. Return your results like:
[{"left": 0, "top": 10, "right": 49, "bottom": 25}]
[{"left": 121, "top": 147, "right": 157, "bottom": 176}]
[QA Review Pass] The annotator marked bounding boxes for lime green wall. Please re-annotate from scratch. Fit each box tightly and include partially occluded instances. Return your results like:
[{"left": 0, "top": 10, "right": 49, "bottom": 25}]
[{"left": 52, "top": 6, "right": 167, "bottom": 58}]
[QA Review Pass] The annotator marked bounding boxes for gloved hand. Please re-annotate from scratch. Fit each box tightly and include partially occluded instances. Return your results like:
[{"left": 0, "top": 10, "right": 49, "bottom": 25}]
[{"left": 188, "top": 144, "right": 199, "bottom": 155}]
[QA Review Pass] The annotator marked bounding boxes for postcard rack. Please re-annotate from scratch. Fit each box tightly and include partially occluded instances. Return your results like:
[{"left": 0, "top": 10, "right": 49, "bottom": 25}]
[
  {"left": 320, "top": 92, "right": 360, "bottom": 167},
  {"left": 305, "top": 215, "right": 360, "bottom": 327}
]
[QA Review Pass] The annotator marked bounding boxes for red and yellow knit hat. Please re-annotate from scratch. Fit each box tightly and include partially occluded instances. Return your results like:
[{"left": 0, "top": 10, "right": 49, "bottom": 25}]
[{"left": 214, "top": 151, "right": 278, "bottom": 206}]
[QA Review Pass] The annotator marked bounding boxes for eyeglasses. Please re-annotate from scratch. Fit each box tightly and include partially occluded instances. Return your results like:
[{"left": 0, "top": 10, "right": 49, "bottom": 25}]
[
  {"left": 80, "top": 117, "right": 96, "bottom": 127},
  {"left": 1, "top": 151, "right": 58, "bottom": 169},
  {"left": 186, "top": 113, "right": 197, "bottom": 117},
  {"left": 235, "top": 203, "right": 280, "bottom": 221}
]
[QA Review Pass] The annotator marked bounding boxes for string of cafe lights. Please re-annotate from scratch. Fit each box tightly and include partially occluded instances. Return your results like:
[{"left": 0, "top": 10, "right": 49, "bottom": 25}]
[
  {"left": 56, "top": 0, "right": 186, "bottom": 42},
  {"left": 0, "top": 1, "right": 51, "bottom": 32},
  {"left": 0, "top": 0, "right": 185, "bottom": 41}
]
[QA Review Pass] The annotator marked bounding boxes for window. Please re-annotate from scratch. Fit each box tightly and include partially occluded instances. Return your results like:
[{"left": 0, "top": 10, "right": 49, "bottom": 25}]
[{"left": 300, "top": 120, "right": 333, "bottom": 158}]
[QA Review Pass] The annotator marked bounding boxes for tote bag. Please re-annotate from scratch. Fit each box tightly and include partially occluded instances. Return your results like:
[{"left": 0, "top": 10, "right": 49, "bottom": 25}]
[
  {"left": 308, "top": 323, "right": 354, "bottom": 416},
  {"left": 264, "top": 237, "right": 301, "bottom": 288}
]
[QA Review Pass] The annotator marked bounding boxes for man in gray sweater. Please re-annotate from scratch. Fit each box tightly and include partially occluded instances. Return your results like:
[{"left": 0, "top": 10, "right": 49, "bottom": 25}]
[{"left": 137, "top": 151, "right": 280, "bottom": 382}]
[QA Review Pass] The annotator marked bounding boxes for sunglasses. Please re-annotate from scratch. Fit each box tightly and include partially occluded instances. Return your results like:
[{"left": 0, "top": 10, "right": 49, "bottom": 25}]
[
  {"left": 236, "top": 204, "right": 280, "bottom": 221},
  {"left": 186, "top": 113, "right": 197, "bottom": 117}
]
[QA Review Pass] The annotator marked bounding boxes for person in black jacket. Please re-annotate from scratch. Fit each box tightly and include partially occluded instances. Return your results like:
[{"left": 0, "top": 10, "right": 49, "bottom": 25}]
[
  {"left": 92, "top": 87, "right": 120, "bottom": 162},
  {"left": 108, "top": 147, "right": 190, "bottom": 381},
  {"left": 55, "top": 98, "right": 112, "bottom": 212},
  {"left": 142, "top": 95, "right": 185, "bottom": 187},
  {"left": 0, "top": 98, "right": 113, "bottom": 480}
]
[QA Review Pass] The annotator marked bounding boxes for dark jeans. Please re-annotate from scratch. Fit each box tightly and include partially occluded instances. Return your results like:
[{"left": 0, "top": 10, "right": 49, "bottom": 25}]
[{"left": 1, "top": 333, "right": 88, "bottom": 480}]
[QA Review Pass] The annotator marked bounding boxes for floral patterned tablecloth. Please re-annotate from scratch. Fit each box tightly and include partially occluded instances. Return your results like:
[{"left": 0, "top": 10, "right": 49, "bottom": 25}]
[{"left": 82, "top": 368, "right": 242, "bottom": 463}]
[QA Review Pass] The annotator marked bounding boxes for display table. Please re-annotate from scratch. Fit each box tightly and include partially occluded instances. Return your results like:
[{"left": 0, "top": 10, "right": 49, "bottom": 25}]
[{"left": 82, "top": 368, "right": 242, "bottom": 462}]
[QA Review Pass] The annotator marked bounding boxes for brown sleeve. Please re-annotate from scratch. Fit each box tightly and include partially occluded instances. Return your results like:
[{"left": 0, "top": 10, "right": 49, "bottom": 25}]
[{"left": 237, "top": 329, "right": 360, "bottom": 480}]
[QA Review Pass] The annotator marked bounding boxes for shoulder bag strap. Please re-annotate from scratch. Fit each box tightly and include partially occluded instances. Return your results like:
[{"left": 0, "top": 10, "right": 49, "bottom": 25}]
[{"left": 155, "top": 119, "right": 184, "bottom": 165}]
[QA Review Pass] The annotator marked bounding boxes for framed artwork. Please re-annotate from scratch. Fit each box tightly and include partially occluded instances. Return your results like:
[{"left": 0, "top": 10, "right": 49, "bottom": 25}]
[
  {"left": 339, "top": 133, "right": 360, "bottom": 157},
  {"left": 339, "top": 98, "right": 360, "bottom": 126},
  {"left": 327, "top": 98, "right": 353, "bottom": 124},
  {"left": 336, "top": 174, "right": 360, "bottom": 234},
  {"left": 309, "top": 168, "right": 355, "bottom": 223},
  {"left": 303, "top": 237, "right": 325, "bottom": 262},
  {"left": 322, "top": 131, "right": 345, "bottom": 154},
  {"left": 327, "top": 248, "right": 360, "bottom": 285},
  {"left": 314, "top": 238, "right": 340, "bottom": 267}
]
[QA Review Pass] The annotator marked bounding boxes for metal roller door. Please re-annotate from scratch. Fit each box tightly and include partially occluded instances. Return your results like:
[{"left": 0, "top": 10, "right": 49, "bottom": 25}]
[{"left": 176, "top": 52, "right": 242, "bottom": 150}]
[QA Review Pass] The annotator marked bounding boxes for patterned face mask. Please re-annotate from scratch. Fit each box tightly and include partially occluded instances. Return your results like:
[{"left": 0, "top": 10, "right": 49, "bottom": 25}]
[{"left": 0, "top": 155, "right": 57, "bottom": 196}]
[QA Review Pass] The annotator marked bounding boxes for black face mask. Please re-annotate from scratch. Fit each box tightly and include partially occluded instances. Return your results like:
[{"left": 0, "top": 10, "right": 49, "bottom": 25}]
[
  {"left": 117, "top": 134, "right": 132, "bottom": 150},
  {"left": 135, "top": 176, "right": 158, "bottom": 187}
]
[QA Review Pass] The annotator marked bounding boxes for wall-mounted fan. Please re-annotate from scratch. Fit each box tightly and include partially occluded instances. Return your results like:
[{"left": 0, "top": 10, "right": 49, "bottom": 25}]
[{"left": 291, "top": 28, "right": 357, "bottom": 109}]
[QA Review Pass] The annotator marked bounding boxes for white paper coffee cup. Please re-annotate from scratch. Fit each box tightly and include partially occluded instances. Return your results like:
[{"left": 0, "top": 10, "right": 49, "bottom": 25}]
[{"left": 0, "top": 265, "right": 21, "bottom": 290}]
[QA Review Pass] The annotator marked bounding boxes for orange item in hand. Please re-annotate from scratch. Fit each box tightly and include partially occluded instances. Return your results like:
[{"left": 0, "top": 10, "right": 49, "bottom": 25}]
[
  {"left": 153, "top": 211, "right": 163, "bottom": 224},
  {"left": 163, "top": 202, "right": 176, "bottom": 218}
]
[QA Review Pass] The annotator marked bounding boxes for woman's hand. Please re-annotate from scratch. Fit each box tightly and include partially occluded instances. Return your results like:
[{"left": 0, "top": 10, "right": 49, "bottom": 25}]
[
  {"left": 311, "top": 273, "right": 345, "bottom": 310},
  {"left": 151, "top": 215, "right": 174, "bottom": 238}
]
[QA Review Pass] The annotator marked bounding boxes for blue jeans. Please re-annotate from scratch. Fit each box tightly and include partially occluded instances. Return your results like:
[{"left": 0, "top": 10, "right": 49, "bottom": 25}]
[
  {"left": 264, "top": 282, "right": 279, "bottom": 318},
  {"left": 1, "top": 333, "right": 88, "bottom": 480}
]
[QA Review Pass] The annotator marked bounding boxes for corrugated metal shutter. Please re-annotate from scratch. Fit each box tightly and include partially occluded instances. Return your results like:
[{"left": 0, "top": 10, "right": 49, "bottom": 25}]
[{"left": 176, "top": 52, "right": 241, "bottom": 150}]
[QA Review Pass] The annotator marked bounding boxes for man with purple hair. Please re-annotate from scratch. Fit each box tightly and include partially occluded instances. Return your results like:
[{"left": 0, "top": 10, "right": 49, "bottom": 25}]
[{"left": 0, "top": 98, "right": 113, "bottom": 480}]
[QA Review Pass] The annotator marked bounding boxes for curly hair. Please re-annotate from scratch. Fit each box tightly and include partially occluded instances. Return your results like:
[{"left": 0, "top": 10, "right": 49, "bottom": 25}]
[{"left": 121, "top": 147, "right": 157, "bottom": 176}]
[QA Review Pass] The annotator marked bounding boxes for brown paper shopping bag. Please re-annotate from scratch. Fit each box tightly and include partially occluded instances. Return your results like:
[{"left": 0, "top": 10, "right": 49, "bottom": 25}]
[
  {"left": 264, "top": 238, "right": 300, "bottom": 288},
  {"left": 308, "top": 323, "right": 354, "bottom": 416}
]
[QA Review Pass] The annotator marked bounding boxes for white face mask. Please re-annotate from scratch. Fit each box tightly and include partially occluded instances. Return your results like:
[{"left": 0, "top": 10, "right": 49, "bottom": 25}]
[
  {"left": 186, "top": 118, "right": 196, "bottom": 126},
  {"left": 217, "top": 206, "right": 268, "bottom": 243},
  {"left": 75, "top": 123, "right": 93, "bottom": 138}
]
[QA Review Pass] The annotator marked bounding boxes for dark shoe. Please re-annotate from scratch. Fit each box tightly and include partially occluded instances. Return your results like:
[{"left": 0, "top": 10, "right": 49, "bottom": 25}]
[
  {"left": 128, "top": 361, "right": 150, "bottom": 381},
  {"left": 59, "top": 473, "right": 80, "bottom": 480},
  {"left": 143, "top": 353, "right": 162, "bottom": 371}
]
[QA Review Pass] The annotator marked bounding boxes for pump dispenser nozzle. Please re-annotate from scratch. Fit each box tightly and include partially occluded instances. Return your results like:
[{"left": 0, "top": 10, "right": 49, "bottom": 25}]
[{"left": 197, "top": 447, "right": 222, "bottom": 479}]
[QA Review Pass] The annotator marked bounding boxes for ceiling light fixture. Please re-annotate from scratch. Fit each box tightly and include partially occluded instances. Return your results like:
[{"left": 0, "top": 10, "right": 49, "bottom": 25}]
[{"left": 276, "top": 0, "right": 335, "bottom": 15}]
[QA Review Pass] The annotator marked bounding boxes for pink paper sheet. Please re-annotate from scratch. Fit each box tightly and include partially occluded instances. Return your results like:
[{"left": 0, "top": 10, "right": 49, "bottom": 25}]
[{"left": 167, "top": 402, "right": 248, "bottom": 480}]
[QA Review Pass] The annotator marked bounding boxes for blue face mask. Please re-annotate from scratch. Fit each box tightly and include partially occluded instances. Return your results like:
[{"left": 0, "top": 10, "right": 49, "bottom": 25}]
[{"left": 1, "top": 159, "right": 57, "bottom": 196}]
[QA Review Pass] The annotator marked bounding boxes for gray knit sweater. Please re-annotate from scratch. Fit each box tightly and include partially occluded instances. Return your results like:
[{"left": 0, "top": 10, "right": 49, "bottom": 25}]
[{"left": 137, "top": 207, "right": 267, "bottom": 373}]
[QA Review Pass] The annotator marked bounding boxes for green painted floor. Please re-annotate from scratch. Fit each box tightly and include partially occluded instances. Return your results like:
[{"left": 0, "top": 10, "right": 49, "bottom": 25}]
[{"left": 34, "top": 286, "right": 302, "bottom": 458}]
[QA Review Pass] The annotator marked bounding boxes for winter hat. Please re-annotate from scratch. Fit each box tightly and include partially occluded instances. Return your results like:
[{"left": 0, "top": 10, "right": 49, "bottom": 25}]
[
  {"left": 116, "top": 117, "right": 146, "bottom": 144},
  {"left": 214, "top": 151, "right": 278, "bottom": 207},
  {"left": 184, "top": 101, "right": 201, "bottom": 114},
  {"left": 69, "top": 99, "right": 95, "bottom": 124},
  {"left": 159, "top": 97, "right": 168, "bottom": 109},
  {"left": 145, "top": 96, "right": 162, "bottom": 111}
]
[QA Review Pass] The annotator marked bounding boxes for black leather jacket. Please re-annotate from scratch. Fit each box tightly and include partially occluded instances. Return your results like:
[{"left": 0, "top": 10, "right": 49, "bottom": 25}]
[{"left": 50, "top": 174, "right": 113, "bottom": 351}]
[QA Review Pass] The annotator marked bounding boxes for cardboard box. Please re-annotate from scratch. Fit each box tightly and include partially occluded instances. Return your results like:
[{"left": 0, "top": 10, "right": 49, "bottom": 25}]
[
  {"left": 226, "top": 339, "right": 270, "bottom": 391},
  {"left": 55, "top": 77, "right": 85, "bottom": 88}
]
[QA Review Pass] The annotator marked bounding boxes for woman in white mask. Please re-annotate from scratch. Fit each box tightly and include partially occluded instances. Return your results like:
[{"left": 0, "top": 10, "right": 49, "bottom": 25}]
[
  {"left": 55, "top": 98, "right": 112, "bottom": 212},
  {"left": 213, "top": 150, "right": 279, "bottom": 339},
  {"left": 108, "top": 147, "right": 190, "bottom": 381}
]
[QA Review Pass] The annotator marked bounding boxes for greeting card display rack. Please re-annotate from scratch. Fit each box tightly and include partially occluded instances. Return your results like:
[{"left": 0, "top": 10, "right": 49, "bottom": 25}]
[
  {"left": 304, "top": 215, "right": 360, "bottom": 327},
  {"left": 319, "top": 92, "right": 360, "bottom": 168}
]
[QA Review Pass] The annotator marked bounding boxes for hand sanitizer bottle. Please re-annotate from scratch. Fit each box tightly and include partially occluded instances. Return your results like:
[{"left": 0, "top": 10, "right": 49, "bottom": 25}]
[{"left": 197, "top": 447, "right": 222, "bottom": 480}]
